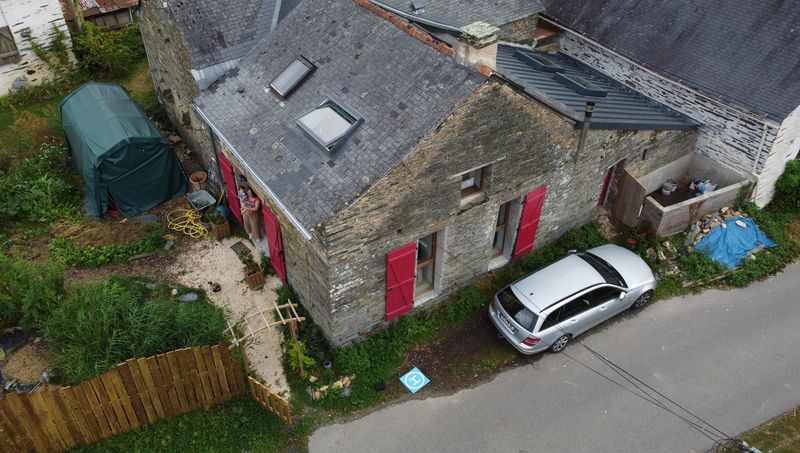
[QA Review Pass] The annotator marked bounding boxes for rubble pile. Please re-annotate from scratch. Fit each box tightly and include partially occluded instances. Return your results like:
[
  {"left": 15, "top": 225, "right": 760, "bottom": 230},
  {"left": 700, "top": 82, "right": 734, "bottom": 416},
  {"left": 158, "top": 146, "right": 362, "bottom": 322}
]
[{"left": 684, "top": 207, "right": 749, "bottom": 248}]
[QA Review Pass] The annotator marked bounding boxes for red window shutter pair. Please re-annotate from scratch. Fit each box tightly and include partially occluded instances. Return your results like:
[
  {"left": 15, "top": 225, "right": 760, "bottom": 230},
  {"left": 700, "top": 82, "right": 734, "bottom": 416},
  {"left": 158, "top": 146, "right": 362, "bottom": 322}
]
[
  {"left": 385, "top": 242, "right": 416, "bottom": 321},
  {"left": 262, "top": 204, "right": 288, "bottom": 283},
  {"left": 512, "top": 185, "right": 548, "bottom": 261},
  {"left": 218, "top": 153, "right": 243, "bottom": 225}
]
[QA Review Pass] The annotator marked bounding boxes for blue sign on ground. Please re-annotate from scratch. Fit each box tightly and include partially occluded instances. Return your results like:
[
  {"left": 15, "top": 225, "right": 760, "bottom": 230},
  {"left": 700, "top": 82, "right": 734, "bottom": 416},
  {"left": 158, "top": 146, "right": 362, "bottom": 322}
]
[{"left": 400, "top": 367, "right": 430, "bottom": 394}]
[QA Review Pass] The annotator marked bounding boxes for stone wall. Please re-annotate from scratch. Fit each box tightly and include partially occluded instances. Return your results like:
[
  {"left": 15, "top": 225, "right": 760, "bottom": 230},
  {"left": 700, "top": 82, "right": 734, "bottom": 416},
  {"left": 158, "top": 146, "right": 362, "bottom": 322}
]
[
  {"left": 756, "top": 104, "right": 800, "bottom": 206},
  {"left": 320, "top": 80, "right": 696, "bottom": 345},
  {"left": 139, "top": 0, "right": 214, "bottom": 171},
  {"left": 0, "top": 0, "right": 75, "bottom": 94},
  {"left": 499, "top": 15, "right": 538, "bottom": 45},
  {"left": 555, "top": 32, "right": 789, "bottom": 206}
]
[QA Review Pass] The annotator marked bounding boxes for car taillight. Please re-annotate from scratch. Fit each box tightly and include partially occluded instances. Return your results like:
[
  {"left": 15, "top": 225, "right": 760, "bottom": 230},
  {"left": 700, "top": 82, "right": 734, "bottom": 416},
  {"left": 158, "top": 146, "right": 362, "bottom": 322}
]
[{"left": 522, "top": 337, "right": 540, "bottom": 347}]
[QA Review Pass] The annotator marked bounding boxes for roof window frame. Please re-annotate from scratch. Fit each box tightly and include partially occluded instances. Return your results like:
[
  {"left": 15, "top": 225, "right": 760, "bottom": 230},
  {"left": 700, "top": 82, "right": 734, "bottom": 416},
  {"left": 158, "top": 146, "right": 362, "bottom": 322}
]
[
  {"left": 296, "top": 97, "right": 362, "bottom": 151},
  {"left": 270, "top": 55, "right": 315, "bottom": 99}
]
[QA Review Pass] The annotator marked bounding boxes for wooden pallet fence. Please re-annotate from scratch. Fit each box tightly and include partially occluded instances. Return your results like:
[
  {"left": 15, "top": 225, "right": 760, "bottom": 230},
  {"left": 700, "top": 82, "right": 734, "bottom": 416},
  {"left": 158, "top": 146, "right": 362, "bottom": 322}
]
[
  {"left": 0, "top": 341, "right": 246, "bottom": 452},
  {"left": 247, "top": 376, "right": 291, "bottom": 425}
]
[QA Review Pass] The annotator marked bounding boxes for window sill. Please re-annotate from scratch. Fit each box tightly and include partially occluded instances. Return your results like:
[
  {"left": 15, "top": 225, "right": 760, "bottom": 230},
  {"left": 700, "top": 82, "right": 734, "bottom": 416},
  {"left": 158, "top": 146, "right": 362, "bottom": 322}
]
[
  {"left": 488, "top": 254, "right": 510, "bottom": 271},
  {"left": 459, "top": 192, "right": 486, "bottom": 209},
  {"left": 414, "top": 290, "right": 437, "bottom": 307}
]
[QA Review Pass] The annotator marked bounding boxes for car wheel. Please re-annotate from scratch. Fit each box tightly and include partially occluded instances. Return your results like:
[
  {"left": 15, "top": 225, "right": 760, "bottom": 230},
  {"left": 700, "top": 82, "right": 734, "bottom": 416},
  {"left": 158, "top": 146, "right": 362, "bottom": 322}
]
[
  {"left": 631, "top": 290, "right": 653, "bottom": 310},
  {"left": 549, "top": 335, "right": 570, "bottom": 353}
]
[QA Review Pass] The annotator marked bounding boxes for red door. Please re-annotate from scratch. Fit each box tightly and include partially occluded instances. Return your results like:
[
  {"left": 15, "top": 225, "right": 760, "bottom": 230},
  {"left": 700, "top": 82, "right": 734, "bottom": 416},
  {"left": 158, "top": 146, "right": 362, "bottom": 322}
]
[
  {"left": 512, "top": 186, "right": 548, "bottom": 261},
  {"left": 598, "top": 166, "right": 613, "bottom": 206},
  {"left": 385, "top": 242, "right": 416, "bottom": 321},
  {"left": 262, "top": 204, "right": 287, "bottom": 282},
  {"left": 218, "top": 153, "right": 242, "bottom": 225}
]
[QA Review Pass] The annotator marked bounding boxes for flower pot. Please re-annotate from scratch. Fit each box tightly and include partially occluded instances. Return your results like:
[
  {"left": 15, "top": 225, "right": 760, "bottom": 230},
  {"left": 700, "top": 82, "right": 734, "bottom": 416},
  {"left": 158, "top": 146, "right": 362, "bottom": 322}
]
[
  {"left": 245, "top": 269, "right": 266, "bottom": 290},
  {"left": 211, "top": 219, "right": 231, "bottom": 240},
  {"left": 189, "top": 171, "right": 208, "bottom": 192}
]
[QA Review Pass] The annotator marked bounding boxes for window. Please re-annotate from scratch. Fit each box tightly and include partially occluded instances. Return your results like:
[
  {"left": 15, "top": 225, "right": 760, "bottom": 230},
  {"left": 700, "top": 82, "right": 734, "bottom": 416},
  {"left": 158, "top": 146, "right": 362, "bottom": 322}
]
[
  {"left": 0, "top": 26, "right": 20, "bottom": 66},
  {"left": 415, "top": 232, "right": 437, "bottom": 296},
  {"left": 270, "top": 57, "right": 314, "bottom": 98},
  {"left": 492, "top": 201, "right": 511, "bottom": 256},
  {"left": 460, "top": 167, "right": 485, "bottom": 198},
  {"left": 583, "top": 286, "right": 621, "bottom": 306},
  {"left": 297, "top": 100, "right": 358, "bottom": 150},
  {"left": 540, "top": 306, "right": 563, "bottom": 331},
  {"left": 560, "top": 298, "right": 594, "bottom": 321},
  {"left": 578, "top": 252, "right": 626, "bottom": 287},
  {"left": 497, "top": 287, "right": 538, "bottom": 331}
]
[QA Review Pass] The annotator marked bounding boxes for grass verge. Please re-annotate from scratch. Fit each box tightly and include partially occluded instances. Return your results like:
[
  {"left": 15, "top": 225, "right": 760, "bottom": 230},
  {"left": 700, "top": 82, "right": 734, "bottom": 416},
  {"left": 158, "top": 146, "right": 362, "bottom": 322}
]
[
  {"left": 69, "top": 396, "right": 301, "bottom": 453},
  {"left": 742, "top": 406, "right": 800, "bottom": 453},
  {"left": 50, "top": 224, "right": 166, "bottom": 267}
]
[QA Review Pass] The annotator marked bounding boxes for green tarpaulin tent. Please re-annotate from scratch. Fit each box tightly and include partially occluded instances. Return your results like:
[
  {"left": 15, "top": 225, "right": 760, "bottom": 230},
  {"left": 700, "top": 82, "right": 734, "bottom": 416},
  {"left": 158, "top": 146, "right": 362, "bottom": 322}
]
[{"left": 60, "top": 83, "right": 187, "bottom": 218}]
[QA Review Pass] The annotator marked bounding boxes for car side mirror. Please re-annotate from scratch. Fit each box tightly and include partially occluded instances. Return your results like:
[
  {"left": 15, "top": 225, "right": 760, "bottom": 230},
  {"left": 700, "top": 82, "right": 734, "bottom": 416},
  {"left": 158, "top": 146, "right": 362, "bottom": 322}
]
[
  {"left": 568, "top": 249, "right": 577, "bottom": 254},
  {"left": 619, "top": 292, "right": 626, "bottom": 299}
]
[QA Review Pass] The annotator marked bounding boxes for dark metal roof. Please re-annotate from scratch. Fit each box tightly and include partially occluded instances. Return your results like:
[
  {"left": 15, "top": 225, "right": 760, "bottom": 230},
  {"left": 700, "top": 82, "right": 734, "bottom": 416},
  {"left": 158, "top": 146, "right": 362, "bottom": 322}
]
[
  {"left": 496, "top": 44, "right": 696, "bottom": 130},
  {"left": 375, "top": 0, "right": 543, "bottom": 28},
  {"left": 167, "top": 0, "right": 299, "bottom": 69},
  {"left": 541, "top": 0, "right": 800, "bottom": 122},
  {"left": 195, "top": 0, "right": 484, "bottom": 232}
]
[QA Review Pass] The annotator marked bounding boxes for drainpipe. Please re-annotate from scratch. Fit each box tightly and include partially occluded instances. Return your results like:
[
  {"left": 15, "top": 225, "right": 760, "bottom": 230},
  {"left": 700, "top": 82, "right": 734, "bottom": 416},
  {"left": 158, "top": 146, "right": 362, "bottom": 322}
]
[
  {"left": 750, "top": 123, "right": 771, "bottom": 203},
  {"left": 574, "top": 101, "right": 595, "bottom": 164}
]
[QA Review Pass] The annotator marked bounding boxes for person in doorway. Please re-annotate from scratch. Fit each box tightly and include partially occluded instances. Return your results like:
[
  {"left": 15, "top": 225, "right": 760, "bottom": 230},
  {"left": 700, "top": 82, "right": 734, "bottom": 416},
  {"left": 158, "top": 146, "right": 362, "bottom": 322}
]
[
  {"left": 241, "top": 187, "right": 262, "bottom": 241},
  {"left": 237, "top": 185, "right": 248, "bottom": 208}
]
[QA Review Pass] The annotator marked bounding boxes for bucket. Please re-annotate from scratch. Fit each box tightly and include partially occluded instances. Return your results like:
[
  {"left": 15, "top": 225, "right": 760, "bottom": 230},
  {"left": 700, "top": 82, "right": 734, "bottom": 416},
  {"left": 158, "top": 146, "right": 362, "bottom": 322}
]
[{"left": 189, "top": 171, "right": 207, "bottom": 192}]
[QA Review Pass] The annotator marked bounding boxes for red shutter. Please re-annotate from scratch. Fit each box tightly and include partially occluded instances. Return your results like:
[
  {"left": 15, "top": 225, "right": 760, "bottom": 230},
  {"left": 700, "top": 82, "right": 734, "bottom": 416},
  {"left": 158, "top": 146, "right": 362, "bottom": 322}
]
[
  {"left": 262, "top": 204, "right": 287, "bottom": 283},
  {"left": 512, "top": 185, "right": 548, "bottom": 261},
  {"left": 218, "top": 153, "right": 242, "bottom": 225},
  {"left": 385, "top": 243, "right": 416, "bottom": 321}
]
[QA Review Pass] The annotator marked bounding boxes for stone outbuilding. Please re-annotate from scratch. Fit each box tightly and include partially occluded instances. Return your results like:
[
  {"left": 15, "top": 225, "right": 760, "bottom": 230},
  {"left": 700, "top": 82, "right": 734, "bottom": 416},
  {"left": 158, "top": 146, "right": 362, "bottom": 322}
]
[
  {"left": 191, "top": 0, "right": 697, "bottom": 345},
  {"left": 540, "top": 0, "right": 800, "bottom": 209},
  {"left": 138, "top": 0, "right": 301, "bottom": 170}
]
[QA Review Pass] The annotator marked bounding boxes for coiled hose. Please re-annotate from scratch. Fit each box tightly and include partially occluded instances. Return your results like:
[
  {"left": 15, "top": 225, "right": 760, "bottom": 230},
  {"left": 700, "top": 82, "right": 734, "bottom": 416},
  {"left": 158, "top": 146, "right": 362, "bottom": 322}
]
[{"left": 167, "top": 209, "right": 208, "bottom": 238}]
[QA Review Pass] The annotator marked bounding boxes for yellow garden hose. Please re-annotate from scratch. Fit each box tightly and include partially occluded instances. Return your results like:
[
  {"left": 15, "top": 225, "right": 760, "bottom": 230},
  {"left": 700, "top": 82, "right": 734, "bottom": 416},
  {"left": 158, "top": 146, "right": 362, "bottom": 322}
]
[{"left": 167, "top": 209, "right": 208, "bottom": 238}]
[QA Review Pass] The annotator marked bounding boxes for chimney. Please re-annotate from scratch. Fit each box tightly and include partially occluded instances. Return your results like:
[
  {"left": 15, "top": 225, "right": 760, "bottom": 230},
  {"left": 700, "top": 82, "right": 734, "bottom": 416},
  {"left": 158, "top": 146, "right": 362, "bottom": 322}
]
[{"left": 456, "top": 21, "right": 500, "bottom": 71}]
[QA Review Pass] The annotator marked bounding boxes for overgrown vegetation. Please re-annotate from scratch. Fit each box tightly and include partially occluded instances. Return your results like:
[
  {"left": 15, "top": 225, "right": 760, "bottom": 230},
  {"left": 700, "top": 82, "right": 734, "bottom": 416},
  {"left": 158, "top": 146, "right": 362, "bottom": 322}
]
[
  {"left": 44, "top": 276, "right": 227, "bottom": 384},
  {"left": 741, "top": 404, "right": 800, "bottom": 453},
  {"left": 0, "top": 253, "right": 65, "bottom": 330},
  {"left": 72, "top": 22, "right": 147, "bottom": 79},
  {"left": 22, "top": 25, "right": 74, "bottom": 76},
  {"left": 71, "top": 396, "right": 299, "bottom": 453},
  {"left": 0, "top": 142, "right": 81, "bottom": 226},
  {"left": 50, "top": 225, "right": 166, "bottom": 267}
]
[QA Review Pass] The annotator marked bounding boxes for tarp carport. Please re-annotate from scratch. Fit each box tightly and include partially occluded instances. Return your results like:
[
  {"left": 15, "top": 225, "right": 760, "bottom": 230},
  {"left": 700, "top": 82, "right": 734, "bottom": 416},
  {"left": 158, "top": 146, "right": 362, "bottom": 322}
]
[{"left": 60, "top": 82, "right": 187, "bottom": 218}]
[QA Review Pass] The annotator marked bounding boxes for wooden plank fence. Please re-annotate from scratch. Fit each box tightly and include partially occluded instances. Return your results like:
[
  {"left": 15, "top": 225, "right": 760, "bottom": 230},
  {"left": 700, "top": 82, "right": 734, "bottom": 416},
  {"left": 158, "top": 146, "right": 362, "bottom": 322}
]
[
  {"left": 247, "top": 376, "right": 292, "bottom": 425},
  {"left": 0, "top": 342, "right": 248, "bottom": 452}
]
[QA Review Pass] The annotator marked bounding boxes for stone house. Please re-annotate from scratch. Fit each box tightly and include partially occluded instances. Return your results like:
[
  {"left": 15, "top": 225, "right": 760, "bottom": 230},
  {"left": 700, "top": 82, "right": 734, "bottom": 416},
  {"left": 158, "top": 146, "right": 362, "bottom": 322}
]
[
  {"left": 191, "top": 0, "right": 697, "bottom": 345},
  {"left": 0, "top": 0, "right": 75, "bottom": 94},
  {"left": 60, "top": 0, "right": 139, "bottom": 30},
  {"left": 539, "top": 0, "right": 800, "bottom": 208},
  {"left": 138, "top": 0, "right": 301, "bottom": 171}
]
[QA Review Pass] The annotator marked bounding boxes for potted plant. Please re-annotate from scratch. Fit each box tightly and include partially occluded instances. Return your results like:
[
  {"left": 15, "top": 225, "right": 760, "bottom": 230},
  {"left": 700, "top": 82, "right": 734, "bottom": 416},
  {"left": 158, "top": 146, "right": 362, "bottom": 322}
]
[
  {"left": 205, "top": 208, "right": 230, "bottom": 240},
  {"left": 238, "top": 248, "right": 265, "bottom": 289}
]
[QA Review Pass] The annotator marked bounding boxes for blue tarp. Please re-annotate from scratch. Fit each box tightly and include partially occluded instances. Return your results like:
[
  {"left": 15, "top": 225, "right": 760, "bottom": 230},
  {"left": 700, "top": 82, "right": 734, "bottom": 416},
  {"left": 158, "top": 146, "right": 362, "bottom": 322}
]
[{"left": 696, "top": 216, "right": 776, "bottom": 269}]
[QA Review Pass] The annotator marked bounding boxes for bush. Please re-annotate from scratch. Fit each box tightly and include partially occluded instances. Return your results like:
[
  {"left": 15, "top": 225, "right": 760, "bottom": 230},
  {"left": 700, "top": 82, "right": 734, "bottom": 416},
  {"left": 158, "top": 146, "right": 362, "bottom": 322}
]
[
  {"left": 72, "top": 22, "right": 146, "bottom": 79},
  {"left": 678, "top": 250, "right": 728, "bottom": 283},
  {"left": 771, "top": 159, "right": 800, "bottom": 213},
  {"left": 0, "top": 142, "right": 80, "bottom": 224},
  {"left": 44, "top": 277, "right": 227, "bottom": 384},
  {"left": 0, "top": 253, "right": 65, "bottom": 329},
  {"left": 50, "top": 225, "right": 165, "bottom": 267}
]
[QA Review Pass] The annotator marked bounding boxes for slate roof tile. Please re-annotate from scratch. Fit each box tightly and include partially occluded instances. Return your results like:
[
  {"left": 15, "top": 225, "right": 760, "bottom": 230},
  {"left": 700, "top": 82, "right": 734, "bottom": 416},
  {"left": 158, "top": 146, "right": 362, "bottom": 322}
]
[{"left": 377, "top": 0, "right": 543, "bottom": 28}]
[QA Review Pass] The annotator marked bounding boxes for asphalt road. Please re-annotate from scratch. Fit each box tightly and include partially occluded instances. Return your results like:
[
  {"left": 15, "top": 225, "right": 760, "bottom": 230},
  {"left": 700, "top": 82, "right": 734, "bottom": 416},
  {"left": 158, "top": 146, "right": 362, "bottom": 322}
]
[{"left": 309, "top": 262, "right": 800, "bottom": 453}]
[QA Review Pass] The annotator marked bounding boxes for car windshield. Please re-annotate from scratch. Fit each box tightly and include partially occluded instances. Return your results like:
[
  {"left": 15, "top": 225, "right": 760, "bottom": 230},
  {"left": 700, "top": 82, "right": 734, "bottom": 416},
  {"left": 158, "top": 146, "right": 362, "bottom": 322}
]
[
  {"left": 497, "top": 287, "right": 539, "bottom": 331},
  {"left": 578, "top": 252, "right": 626, "bottom": 287}
]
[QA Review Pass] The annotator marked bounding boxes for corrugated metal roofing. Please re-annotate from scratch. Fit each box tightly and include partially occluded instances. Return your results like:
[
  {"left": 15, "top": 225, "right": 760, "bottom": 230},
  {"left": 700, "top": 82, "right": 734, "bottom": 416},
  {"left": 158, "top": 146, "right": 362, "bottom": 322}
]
[
  {"left": 541, "top": 0, "right": 800, "bottom": 122},
  {"left": 60, "top": 0, "right": 138, "bottom": 20},
  {"left": 496, "top": 44, "right": 696, "bottom": 130}
]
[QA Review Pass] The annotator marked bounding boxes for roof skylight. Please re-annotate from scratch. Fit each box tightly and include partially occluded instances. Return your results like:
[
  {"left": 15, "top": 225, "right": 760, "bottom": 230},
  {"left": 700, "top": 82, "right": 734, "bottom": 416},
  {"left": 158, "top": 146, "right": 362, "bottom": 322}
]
[
  {"left": 297, "top": 100, "right": 358, "bottom": 150},
  {"left": 554, "top": 73, "right": 608, "bottom": 97},
  {"left": 516, "top": 51, "right": 565, "bottom": 73},
  {"left": 270, "top": 57, "right": 314, "bottom": 98}
]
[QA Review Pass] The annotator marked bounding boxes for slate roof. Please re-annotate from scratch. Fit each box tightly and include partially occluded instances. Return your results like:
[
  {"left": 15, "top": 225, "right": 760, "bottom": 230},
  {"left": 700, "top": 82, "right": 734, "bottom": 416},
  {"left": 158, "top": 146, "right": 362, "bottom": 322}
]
[
  {"left": 195, "top": 0, "right": 485, "bottom": 232},
  {"left": 167, "top": 0, "right": 298, "bottom": 69},
  {"left": 496, "top": 44, "right": 695, "bottom": 130},
  {"left": 541, "top": 0, "right": 800, "bottom": 122},
  {"left": 376, "top": 0, "right": 544, "bottom": 28}
]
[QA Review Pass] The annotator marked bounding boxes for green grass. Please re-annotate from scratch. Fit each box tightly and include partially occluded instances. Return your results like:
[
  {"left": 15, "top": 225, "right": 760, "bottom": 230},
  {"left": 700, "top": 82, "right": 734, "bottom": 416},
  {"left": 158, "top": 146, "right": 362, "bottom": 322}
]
[
  {"left": 44, "top": 276, "right": 228, "bottom": 384},
  {"left": 69, "top": 396, "right": 300, "bottom": 453},
  {"left": 50, "top": 224, "right": 166, "bottom": 268},
  {"left": 461, "top": 346, "right": 516, "bottom": 377},
  {"left": 742, "top": 406, "right": 800, "bottom": 453}
]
